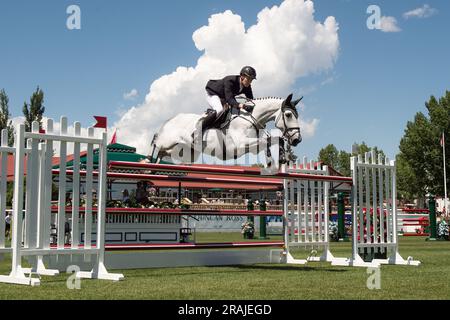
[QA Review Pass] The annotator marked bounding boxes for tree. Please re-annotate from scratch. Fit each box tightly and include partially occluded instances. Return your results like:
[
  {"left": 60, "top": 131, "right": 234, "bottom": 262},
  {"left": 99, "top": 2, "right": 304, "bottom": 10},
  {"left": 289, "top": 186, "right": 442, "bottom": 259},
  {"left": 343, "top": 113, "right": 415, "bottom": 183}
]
[
  {"left": 397, "top": 91, "right": 450, "bottom": 204},
  {"left": 23, "top": 86, "right": 45, "bottom": 132},
  {"left": 318, "top": 144, "right": 339, "bottom": 168},
  {"left": 318, "top": 142, "right": 385, "bottom": 177},
  {"left": 0, "top": 89, "right": 14, "bottom": 146},
  {"left": 351, "top": 142, "right": 386, "bottom": 162},
  {"left": 397, "top": 152, "right": 422, "bottom": 203},
  {"left": 6, "top": 181, "right": 14, "bottom": 207},
  {"left": 318, "top": 144, "right": 350, "bottom": 175},
  {"left": 336, "top": 150, "right": 351, "bottom": 177}
]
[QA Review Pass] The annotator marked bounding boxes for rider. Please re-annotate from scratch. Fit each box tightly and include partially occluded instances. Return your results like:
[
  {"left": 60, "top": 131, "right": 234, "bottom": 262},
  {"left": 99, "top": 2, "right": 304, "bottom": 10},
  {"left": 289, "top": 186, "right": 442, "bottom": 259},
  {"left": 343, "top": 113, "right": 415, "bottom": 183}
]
[{"left": 200, "top": 66, "right": 257, "bottom": 132}]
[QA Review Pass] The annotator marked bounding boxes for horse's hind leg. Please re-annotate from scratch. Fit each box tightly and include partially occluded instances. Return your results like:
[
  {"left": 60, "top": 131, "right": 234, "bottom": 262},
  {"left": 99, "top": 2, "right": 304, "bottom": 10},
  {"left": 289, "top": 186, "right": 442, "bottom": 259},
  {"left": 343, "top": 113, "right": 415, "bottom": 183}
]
[
  {"left": 149, "top": 144, "right": 159, "bottom": 163},
  {"left": 149, "top": 144, "right": 167, "bottom": 163}
]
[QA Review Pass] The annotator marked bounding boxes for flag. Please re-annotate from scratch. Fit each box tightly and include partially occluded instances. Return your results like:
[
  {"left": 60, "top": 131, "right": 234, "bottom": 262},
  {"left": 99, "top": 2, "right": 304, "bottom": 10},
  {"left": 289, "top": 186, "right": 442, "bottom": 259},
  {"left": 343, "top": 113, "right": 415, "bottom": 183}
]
[
  {"left": 110, "top": 130, "right": 117, "bottom": 144},
  {"left": 93, "top": 116, "right": 107, "bottom": 129},
  {"left": 440, "top": 132, "right": 445, "bottom": 147}
]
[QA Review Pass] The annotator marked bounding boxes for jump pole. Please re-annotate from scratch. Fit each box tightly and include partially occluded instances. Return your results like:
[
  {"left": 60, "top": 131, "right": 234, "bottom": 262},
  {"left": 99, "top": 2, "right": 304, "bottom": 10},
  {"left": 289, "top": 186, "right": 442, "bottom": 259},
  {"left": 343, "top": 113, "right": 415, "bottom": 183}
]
[{"left": 108, "top": 161, "right": 354, "bottom": 184}]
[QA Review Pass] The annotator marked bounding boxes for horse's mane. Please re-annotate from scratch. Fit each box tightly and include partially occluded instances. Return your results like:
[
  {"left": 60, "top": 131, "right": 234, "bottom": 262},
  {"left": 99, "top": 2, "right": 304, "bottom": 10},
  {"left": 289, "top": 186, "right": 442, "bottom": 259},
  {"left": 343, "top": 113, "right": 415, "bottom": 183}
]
[{"left": 253, "top": 97, "right": 283, "bottom": 101}]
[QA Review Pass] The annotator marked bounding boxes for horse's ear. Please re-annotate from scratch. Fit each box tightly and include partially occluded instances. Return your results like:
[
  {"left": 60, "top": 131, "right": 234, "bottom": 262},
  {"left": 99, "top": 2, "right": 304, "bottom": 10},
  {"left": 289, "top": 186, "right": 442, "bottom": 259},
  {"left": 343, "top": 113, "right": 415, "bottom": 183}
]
[
  {"left": 292, "top": 96, "right": 304, "bottom": 107},
  {"left": 285, "top": 93, "right": 293, "bottom": 104}
]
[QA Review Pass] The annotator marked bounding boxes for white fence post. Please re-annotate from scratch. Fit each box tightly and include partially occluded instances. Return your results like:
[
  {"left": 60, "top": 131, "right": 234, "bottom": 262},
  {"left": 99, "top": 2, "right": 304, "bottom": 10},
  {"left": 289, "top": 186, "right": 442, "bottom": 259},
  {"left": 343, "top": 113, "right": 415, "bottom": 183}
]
[
  {"left": 332, "top": 152, "right": 420, "bottom": 267},
  {"left": 283, "top": 159, "right": 343, "bottom": 265},
  {"left": 0, "top": 117, "right": 124, "bottom": 286},
  {"left": 0, "top": 129, "right": 13, "bottom": 256}
]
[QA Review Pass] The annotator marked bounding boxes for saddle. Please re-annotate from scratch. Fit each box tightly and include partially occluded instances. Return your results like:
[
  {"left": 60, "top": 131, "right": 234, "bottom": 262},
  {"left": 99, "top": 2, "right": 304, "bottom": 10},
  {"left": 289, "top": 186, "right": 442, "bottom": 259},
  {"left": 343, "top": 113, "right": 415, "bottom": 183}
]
[
  {"left": 201, "top": 104, "right": 235, "bottom": 132},
  {"left": 200, "top": 103, "right": 255, "bottom": 132},
  {"left": 193, "top": 102, "right": 255, "bottom": 144}
]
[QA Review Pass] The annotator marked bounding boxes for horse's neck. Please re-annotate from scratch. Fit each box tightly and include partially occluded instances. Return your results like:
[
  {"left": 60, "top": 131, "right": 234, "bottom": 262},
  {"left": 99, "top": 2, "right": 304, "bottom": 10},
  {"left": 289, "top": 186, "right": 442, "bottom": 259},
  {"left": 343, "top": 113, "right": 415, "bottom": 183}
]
[{"left": 251, "top": 98, "right": 282, "bottom": 126}]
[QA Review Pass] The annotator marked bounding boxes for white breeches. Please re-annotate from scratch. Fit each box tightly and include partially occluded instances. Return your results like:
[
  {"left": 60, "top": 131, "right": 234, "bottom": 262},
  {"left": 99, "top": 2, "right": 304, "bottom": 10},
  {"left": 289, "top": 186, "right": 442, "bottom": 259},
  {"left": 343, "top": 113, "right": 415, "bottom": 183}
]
[{"left": 206, "top": 94, "right": 223, "bottom": 113}]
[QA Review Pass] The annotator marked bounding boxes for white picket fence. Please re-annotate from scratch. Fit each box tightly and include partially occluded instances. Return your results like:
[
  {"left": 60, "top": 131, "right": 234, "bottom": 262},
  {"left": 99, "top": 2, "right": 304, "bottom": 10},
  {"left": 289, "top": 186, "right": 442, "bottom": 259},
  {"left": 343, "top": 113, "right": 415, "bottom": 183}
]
[
  {"left": 0, "top": 117, "right": 123, "bottom": 286},
  {"left": 283, "top": 152, "right": 420, "bottom": 267},
  {"left": 331, "top": 151, "right": 420, "bottom": 266},
  {"left": 283, "top": 158, "right": 341, "bottom": 264}
]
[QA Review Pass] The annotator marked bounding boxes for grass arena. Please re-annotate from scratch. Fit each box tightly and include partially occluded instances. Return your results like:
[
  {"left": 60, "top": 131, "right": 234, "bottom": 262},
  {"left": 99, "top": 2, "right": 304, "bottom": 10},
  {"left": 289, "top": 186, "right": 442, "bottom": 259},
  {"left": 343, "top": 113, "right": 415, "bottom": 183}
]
[{"left": 0, "top": 236, "right": 449, "bottom": 299}]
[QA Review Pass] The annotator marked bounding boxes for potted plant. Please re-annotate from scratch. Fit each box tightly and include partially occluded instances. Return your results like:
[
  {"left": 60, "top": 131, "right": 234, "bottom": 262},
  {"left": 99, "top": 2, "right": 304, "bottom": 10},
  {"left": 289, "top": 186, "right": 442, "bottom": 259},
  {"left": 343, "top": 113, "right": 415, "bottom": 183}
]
[
  {"left": 437, "top": 220, "right": 449, "bottom": 241},
  {"left": 241, "top": 221, "right": 255, "bottom": 239},
  {"left": 329, "top": 221, "right": 339, "bottom": 242}
]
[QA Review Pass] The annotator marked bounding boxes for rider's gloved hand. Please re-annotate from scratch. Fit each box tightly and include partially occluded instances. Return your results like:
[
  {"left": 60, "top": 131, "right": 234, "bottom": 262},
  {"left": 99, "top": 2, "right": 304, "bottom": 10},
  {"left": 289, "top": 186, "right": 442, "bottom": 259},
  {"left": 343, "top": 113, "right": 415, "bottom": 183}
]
[
  {"left": 243, "top": 104, "right": 254, "bottom": 113},
  {"left": 237, "top": 103, "right": 254, "bottom": 113}
]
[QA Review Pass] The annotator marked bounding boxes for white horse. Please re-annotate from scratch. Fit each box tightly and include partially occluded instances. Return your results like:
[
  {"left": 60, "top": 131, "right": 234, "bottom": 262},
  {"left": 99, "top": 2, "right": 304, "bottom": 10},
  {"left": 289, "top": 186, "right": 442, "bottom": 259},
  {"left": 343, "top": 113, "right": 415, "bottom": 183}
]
[{"left": 150, "top": 93, "right": 302, "bottom": 165}]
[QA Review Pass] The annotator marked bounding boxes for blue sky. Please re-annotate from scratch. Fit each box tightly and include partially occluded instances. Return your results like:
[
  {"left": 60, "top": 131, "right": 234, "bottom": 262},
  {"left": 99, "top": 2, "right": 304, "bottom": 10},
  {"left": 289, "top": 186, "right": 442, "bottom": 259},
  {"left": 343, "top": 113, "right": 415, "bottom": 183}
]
[{"left": 0, "top": 0, "right": 449, "bottom": 160}]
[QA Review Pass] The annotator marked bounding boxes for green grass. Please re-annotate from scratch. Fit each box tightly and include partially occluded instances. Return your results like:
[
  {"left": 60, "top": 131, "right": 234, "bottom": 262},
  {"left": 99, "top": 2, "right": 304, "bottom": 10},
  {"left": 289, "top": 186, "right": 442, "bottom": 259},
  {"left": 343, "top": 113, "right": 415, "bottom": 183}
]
[{"left": 0, "top": 236, "right": 449, "bottom": 300}]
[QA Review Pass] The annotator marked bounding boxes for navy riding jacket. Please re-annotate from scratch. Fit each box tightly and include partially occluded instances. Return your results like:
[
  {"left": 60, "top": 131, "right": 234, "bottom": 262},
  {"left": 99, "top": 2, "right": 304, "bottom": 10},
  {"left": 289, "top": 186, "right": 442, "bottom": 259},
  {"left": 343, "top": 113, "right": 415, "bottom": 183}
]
[{"left": 205, "top": 75, "right": 254, "bottom": 109}]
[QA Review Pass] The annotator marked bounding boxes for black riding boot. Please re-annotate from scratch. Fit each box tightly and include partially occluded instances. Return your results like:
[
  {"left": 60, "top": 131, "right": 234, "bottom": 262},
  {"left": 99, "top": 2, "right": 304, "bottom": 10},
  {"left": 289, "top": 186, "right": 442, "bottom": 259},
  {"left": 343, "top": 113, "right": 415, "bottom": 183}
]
[
  {"left": 193, "top": 110, "right": 217, "bottom": 145},
  {"left": 201, "top": 110, "right": 218, "bottom": 132}
]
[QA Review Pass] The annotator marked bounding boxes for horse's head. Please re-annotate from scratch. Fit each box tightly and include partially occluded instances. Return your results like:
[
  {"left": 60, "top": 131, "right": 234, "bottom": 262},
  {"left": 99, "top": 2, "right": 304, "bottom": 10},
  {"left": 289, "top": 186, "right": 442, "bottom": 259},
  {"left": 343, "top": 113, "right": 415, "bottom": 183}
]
[{"left": 275, "top": 93, "right": 302, "bottom": 147}]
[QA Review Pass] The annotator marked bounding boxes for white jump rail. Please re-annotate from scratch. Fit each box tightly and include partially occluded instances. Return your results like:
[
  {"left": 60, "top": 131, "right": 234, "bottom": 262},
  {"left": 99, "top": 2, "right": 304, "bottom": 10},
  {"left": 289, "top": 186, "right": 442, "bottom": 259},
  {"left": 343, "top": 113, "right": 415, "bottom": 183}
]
[
  {"left": 0, "top": 117, "right": 124, "bottom": 286},
  {"left": 282, "top": 158, "right": 344, "bottom": 265},
  {"left": 106, "top": 156, "right": 420, "bottom": 268},
  {"left": 332, "top": 151, "right": 420, "bottom": 267}
]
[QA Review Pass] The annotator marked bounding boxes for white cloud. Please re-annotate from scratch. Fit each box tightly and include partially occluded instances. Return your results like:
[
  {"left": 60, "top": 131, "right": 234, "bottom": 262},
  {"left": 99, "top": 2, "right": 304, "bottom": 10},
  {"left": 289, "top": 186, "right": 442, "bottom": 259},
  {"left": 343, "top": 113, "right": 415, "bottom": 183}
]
[
  {"left": 380, "top": 16, "right": 402, "bottom": 33},
  {"left": 403, "top": 4, "right": 437, "bottom": 19},
  {"left": 300, "top": 118, "right": 319, "bottom": 138},
  {"left": 9, "top": 116, "right": 25, "bottom": 129},
  {"left": 123, "top": 89, "right": 138, "bottom": 100},
  {"left": 299, "top": 85, "right": 318, "bottom": 95},
  {"left": 320, "top": 76, "right": 334, "bottom": 86},
  {"left": 114, "top": 0, "right": 340, "bottom": 154}
]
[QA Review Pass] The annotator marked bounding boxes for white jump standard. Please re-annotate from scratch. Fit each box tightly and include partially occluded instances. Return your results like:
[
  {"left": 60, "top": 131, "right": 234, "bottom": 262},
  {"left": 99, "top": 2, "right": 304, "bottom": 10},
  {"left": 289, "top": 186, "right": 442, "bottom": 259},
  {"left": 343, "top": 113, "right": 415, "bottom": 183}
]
[
  {"left": 0, "top": 118, "right": 124, "bottom": 286},
  {"left": 282, "top": 159, "right": 343, "bottom": 265},
  {"left": 331, "top": 151, "right": 420, "bottom": 267}
]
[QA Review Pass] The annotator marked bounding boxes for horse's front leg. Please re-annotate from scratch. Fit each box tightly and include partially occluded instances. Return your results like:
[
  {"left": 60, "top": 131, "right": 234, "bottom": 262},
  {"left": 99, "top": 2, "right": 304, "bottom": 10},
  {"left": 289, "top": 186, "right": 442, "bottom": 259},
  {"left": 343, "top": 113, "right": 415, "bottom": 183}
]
[{"left": 278, "top": 137, "right": 288, "bottom": 165}]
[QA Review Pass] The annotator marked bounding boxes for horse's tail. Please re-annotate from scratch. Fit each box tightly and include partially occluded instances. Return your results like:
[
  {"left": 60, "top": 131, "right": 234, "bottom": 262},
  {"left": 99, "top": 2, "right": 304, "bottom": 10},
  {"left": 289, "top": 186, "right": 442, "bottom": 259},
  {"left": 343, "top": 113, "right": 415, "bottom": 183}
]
[
  {"left": 150, "top": 132, "right": 158, "bottom": 146},
  {"left": 148, "top": 133, "right": 160, "bottom": 163}
]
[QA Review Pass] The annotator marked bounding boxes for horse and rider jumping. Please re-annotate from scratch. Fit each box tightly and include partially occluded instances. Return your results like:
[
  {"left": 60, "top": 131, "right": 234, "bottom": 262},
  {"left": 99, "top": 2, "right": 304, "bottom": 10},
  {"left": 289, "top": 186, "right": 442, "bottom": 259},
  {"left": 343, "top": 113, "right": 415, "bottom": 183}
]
[{"left": 150, "top": 66, "right": 302, "bottom": 166}]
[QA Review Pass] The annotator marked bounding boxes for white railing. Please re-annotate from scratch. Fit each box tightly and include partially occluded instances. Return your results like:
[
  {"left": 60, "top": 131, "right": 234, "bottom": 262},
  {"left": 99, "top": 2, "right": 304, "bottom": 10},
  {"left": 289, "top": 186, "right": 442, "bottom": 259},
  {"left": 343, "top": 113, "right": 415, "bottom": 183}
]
[
  {"left": 283, "top": 157, "right": 340, "bottom": 264},
  {"left": 0, "top": 129, "right": 13, "bottom": 254},
  {"left": 332, "top": 151, "right": 420, "bottom": 267},
  {"left": 0, "top": 117, "right": 124, "bottom": 286}
]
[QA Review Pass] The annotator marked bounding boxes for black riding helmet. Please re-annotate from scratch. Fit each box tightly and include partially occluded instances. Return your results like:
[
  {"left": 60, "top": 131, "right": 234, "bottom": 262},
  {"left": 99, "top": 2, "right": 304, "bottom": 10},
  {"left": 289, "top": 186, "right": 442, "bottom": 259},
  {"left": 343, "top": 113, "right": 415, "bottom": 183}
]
[{"left": 240, "top": 66, "right": 257, "bottom": 80}]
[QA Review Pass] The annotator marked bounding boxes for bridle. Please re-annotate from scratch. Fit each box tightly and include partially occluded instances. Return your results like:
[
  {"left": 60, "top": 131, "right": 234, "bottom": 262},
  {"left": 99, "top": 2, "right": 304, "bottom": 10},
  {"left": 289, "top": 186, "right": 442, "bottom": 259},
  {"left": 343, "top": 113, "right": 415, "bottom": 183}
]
[{"left": 275, "top": 104, "right": 301, "bottom": 141}]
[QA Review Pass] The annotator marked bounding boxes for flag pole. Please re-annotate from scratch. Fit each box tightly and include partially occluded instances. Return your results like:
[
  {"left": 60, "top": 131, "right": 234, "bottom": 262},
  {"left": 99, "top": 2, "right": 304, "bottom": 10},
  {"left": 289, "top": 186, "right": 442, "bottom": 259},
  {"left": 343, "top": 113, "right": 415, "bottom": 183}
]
[{"left": 443, "top": 132, "right": 448, "bottom": 219}]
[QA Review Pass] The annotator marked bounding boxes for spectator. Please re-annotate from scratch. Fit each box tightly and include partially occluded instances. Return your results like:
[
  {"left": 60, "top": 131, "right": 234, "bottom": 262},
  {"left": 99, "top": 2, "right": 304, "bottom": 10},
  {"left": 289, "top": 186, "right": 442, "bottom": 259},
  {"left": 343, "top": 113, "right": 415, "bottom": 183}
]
[
  {"left": 122, "top": 189, "right": 130, "bottom": 206},
  {"left": 65, "top": 221, "right": 71, "bottom": 245},
  {"left": 148, "top": 187, "right": 157, "bottom": 197},
  {"left": 136, "top": 182, "right": 150, "bottom": 206},
  {"left": 5, "top": 212, "right": 12, "bottom": 241}
]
